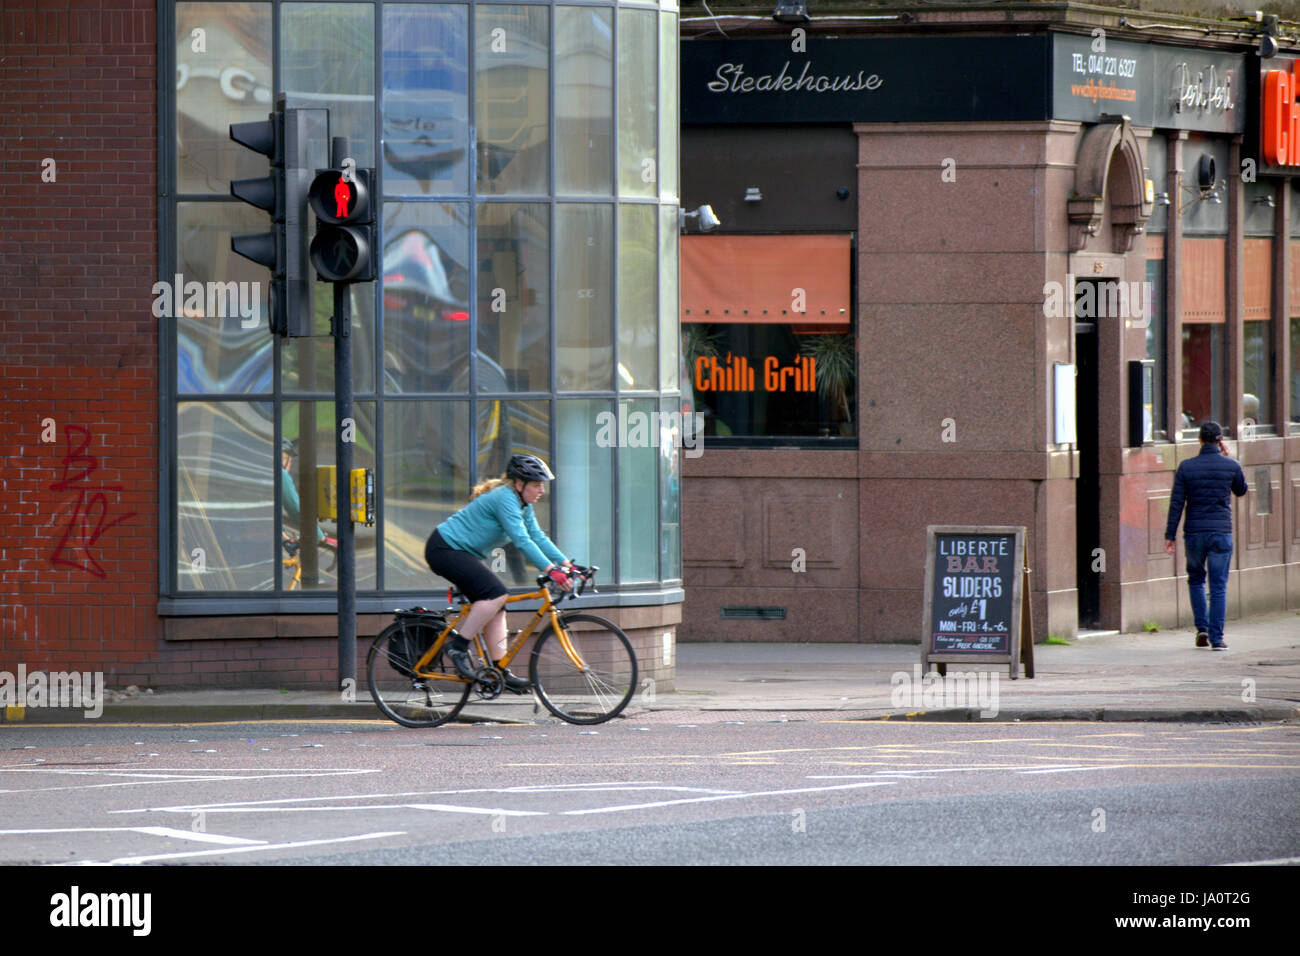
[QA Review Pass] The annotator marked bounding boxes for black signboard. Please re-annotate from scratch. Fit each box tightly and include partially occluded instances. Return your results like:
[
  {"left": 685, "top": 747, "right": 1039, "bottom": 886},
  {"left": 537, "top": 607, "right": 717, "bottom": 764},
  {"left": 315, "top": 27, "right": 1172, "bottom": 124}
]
[
  {"left": 681, "top": 33, "right": 1244, "bottom": 134},
  {"left": 681, "top": 36, "right": 1050, "bottom": 125},
  {"left": 921, "top": 526, "right": 1032, "bottom": 678}
]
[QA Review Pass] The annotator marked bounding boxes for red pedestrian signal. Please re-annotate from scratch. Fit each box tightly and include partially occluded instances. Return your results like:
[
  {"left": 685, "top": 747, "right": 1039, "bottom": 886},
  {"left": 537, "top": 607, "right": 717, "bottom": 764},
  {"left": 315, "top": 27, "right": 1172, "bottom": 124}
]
[{"left": 308, "top": 167, "right": 376, "bottom": 284}]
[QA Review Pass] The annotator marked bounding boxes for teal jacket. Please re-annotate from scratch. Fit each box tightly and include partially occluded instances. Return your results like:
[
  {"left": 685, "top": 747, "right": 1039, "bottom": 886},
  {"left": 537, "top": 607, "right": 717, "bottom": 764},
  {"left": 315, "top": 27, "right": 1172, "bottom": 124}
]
[{"left": 436, "top": 484, "right": 566, "bottom": 572}]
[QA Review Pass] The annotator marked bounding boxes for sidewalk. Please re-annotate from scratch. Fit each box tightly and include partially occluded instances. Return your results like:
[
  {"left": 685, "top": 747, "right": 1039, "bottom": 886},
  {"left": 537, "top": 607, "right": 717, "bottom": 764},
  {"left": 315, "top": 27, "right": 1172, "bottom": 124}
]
[{"left": 4, "top": 611, "right": 1298, "bottom": 725}]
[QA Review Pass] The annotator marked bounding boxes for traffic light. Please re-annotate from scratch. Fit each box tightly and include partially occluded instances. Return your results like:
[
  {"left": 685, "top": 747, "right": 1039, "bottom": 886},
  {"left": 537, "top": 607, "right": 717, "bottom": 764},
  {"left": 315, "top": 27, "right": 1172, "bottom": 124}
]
[
  {"left": 307, "top": 167, "right": 377, "bottom": 284},
  {"left": 229, "top": 100, "right": 312, "bottom": 336}
]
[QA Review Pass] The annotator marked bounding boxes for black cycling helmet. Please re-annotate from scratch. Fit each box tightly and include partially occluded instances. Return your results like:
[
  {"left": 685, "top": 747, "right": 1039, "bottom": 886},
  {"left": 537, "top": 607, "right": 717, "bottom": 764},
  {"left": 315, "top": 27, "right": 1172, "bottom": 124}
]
[{"left": 506, "top": 453, "right": 554, "bottom": 482}]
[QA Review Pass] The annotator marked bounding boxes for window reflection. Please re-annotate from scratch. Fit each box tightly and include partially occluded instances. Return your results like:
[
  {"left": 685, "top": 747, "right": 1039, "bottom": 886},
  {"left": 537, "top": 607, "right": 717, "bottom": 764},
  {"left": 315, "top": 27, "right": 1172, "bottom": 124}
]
[
  {"left": 555, "top": 6, "right": 613, "bottom": 196},
  {"left": 383, "top": 4, "right": 469, "bottom": 195},
  {"left": 617, "top": 9, "right": 656, "bottom": 197},
  {"left": 618, "top": 204, "right": 657, "bottom": 389},
  {"left": 281, "top": 2, "right": 375, "bottom": 166},
  {"left": 382, "top": 202, "right": 472, "bottom": 393},
  {"left": 384, "top": 400, "right": 471, "bottom": 590},
  {"left": 477, "top": 203, "right": 550, "bottom": 392},
  {"left": 557, "top": 399, "right": 614, "bottom": 573},
  {"left": 475, "top": 5, "right": 549, "bottom": 196},
  {"left": 557, "top": 204, "right": 614, "bottom": 390},
  {"left": 176, "top": 2, "right": 273, "bottom": 195},
  {"left": 475, "top": 398, "right": 552, "bottom": 585},
  {"left": 178, "top": 401, "right": 274, "bottom": 591}
]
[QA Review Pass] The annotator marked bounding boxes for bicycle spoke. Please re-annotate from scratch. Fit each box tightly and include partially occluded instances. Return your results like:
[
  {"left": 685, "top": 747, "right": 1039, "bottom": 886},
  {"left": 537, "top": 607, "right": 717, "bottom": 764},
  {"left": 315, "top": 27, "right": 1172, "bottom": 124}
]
[{"left": 530, "top": 614, "right": 637, "bottom": 724}]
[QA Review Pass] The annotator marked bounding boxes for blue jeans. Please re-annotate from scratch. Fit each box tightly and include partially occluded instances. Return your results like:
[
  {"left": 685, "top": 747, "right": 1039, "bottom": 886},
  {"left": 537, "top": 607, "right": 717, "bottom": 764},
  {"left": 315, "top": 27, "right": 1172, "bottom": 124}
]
[{"left": 1184, "top": 531, "right": 1232, "bottom": 644}]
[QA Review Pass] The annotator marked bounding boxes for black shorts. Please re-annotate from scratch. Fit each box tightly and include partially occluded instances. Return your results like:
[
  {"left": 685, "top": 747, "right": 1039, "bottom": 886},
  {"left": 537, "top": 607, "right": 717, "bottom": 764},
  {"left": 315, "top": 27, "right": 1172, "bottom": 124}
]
[{"left": 425, "top": 529, "right": 509, "bottom": 602}]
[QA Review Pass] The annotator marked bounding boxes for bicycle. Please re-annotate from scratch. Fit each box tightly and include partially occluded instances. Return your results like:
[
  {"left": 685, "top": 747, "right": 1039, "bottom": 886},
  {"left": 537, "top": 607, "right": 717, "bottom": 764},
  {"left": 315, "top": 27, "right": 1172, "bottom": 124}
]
[
  {"left": 366, "top": 565, "right": 638, "bottom": 728},
  {"left": 282, "top": 534, "right": 338, "bottom": 590}
]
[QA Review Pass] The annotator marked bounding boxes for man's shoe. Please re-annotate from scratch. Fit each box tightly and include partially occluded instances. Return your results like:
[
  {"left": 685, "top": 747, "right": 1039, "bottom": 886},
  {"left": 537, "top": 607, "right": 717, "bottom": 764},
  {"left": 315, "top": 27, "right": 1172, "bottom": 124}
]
[
  {"left": 1211, "top": 641, "right": 1228, "bottom": 651},
  {"left": 1195, "top": 630, "right": 1209, "bottom": 647},
  {"left": 496, "top": 663, "right": 532, "bottom": 694},
  {"left": 444, "top": 634, "right": 477, "bottom": 680}
]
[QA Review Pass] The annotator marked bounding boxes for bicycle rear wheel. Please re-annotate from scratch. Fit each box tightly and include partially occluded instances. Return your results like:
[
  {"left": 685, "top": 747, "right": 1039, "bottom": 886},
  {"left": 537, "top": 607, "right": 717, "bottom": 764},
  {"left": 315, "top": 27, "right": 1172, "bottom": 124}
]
[
  {"left": 529, "top": 613, "right": 638, "bottom": 724},
  {"left": 367, "top": 620, "right": 470, "bottom": 728}
]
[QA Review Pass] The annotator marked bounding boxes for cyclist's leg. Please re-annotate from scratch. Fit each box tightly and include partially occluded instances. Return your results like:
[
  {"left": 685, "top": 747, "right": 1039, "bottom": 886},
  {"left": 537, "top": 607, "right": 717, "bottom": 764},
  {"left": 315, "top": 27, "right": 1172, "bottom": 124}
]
[
  {"left": 425, "top": 529, "right": 509, "bottom": 657},
  {"left": 482, "top": 607, "right": 508, "bottom": 660}
]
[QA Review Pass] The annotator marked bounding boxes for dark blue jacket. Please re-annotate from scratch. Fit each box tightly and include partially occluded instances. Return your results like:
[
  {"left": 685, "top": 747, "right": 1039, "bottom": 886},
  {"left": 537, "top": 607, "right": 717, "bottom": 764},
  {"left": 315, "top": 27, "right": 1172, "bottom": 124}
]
[{"left": 1165, "top": 444, "right": 1247, "bottom": 539}]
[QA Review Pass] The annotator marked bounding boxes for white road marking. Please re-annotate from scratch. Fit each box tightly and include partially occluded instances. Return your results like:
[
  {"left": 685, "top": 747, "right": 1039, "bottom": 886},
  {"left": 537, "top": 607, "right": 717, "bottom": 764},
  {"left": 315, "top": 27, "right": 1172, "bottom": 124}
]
[
  {"left": 1017, "top": 766, "right": 1116, "bottom": 774},
  {"left": 807, "top": 765, "right": 1101, "bottom": 778},
  {"left": 114, "top": 782, "right": 736, "bottom": 815},
  {"left": 77, "top": 831, "right": 408, "bottom": 866},
  {"left": 0, "top": 769, "right": 377, "bottom": 795},
  {"left": 563, "top": 781, "right": 898, "bottom": 816},
  {"left": 405, "top": 804, "right": 546, "bottom": 817},
  {"left": 0, "top": 826, "right": 262, "bottom": 846}
]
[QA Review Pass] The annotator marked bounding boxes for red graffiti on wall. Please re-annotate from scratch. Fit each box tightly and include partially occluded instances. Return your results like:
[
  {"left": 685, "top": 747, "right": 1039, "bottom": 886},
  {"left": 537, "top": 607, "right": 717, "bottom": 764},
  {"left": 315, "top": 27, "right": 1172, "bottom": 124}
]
[{"left": 47, "top": 425, "right": 136, "bottom": 578}]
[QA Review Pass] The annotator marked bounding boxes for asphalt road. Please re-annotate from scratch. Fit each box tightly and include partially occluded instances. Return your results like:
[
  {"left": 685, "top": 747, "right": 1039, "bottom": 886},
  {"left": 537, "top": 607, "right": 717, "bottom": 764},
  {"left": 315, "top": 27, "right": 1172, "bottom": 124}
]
[{"left": 1, "top": 715, "right": 1297, "bottom": 867}]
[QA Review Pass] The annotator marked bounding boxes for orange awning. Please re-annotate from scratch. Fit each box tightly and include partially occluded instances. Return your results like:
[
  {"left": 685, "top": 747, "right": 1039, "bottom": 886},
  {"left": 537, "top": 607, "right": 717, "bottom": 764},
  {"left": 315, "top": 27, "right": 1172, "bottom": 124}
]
[{"left": 681, "top": 234, "right": 851, "bottom": 325}]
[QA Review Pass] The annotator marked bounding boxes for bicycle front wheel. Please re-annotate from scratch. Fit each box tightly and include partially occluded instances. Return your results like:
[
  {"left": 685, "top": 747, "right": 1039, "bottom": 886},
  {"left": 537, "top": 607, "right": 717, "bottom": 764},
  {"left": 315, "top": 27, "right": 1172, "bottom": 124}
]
[
  {"left": 367, "top": 620, "right": 470, "bottom": 728},
  {"left": 530, "top": 613, "right": 638, "bottom": 724}
]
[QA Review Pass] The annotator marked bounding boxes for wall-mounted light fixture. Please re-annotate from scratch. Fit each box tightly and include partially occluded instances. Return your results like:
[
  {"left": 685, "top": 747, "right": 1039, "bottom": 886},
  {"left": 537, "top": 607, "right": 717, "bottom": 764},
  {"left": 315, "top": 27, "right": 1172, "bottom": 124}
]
[
  {"left": 1178, "top": 154, "right": 1226, "bottom": 214},
  {"left": 1252, "top": 194, "right": 1277, "bottom": 209},
  {"left": 680, "top": 204, "right": 721, "bottom": 233},
  {"left": 772, "top": 0, "right": 809, "bottom": 23},
  {"left": 744, "top": 187, "right": 762, "bottom": 203}
]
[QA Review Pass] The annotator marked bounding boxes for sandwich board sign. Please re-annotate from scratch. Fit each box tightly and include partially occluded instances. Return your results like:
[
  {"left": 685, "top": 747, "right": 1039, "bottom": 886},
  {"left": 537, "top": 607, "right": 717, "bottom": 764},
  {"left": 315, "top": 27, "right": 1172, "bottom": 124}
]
[{"left": 921, "top": 525, "right": 1035, "bottom": 679}]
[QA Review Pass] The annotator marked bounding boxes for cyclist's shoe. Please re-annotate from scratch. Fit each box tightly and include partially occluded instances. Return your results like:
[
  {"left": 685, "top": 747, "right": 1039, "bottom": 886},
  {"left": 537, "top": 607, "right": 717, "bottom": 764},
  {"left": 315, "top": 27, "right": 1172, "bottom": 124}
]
[
  {"left": 444, "top": 633, "right": 477, "bottom": 680},
  {"left": 496, "top": 663, "right": 532, "bottom": 695}
]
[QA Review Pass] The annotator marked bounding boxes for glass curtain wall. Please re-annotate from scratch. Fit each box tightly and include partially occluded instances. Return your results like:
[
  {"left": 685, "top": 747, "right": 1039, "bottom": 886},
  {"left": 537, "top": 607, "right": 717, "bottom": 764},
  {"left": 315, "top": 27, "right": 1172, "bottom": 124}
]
[{"left": 166, "top": 0, "right": 681, "bottom": 599}]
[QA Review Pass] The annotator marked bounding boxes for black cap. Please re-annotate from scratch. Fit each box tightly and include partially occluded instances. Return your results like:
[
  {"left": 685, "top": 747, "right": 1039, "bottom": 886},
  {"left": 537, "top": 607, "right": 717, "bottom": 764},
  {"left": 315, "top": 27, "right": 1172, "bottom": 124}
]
[{"left": 1198, "top": 421, "right": 1222, "bottom": 443}]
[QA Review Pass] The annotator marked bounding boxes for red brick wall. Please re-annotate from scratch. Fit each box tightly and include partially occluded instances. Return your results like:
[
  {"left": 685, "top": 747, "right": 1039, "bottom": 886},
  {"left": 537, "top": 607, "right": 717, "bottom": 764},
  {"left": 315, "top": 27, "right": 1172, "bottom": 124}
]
[{"left": 0, "top": 0, "right": 163, "bottom": 678}]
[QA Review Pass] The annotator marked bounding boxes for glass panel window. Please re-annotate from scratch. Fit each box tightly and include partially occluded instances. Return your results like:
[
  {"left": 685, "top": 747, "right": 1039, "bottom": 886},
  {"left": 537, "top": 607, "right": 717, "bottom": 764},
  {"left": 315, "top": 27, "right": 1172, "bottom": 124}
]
[
  {"left": 618, "top": 398, "right": 658, "bottom": 583},
  {"left": 382, "top": 201, "right": 472, "bottom": 393},
  {"left": 659, "top": 204, "right": 678, "bottom": 390},
  {"left": 1181, "top": 324, "right": 1224, "bottom": 434},
  {"left": 475, "top": 398, "right": 552, "bottom": 585},
  {"left": 384, "top": 400, "right": 471, "bottom": 590},
  {"left": 281, "top": 283, "right": 377, "bottom": 396},
  {"left": 617, "top": 8, "right": 656, "bottom": 197},
  {"left": 658, "top": 11, "right": 678, "bottom": 202},
  {"left": 280, "top": 401, "right": 378, "bottom": 590},
  {"left": 555, "top": 6, "right": 613, "bottom": 197},
  {"left": 281, "top": 3, "right": 376, "bottom": 166},
  {"left": 476, "top": 202, "right": 550, "bottom": 392},
  {"left": 659, "top": 396, "right": 681, "bottom": 581},
  {"left": 618, "top": 204, "right": 656, "bottom": 390},
  {"left": 556, "top": 399, "right": 614, "bottom": 573},
  {"left": 176, "top": 202, "right": 272, "bottom": 394},
  {"left": 177, "top": 401, "right": 273, "bottom": 590},
  {"left": 176, "top": 2, "right": 273, "bottom": 195},
  {"left": 475, "top": 5, "right": 549, "bottom": 196},
  {"left": 556, "top": 203, "right": 614, "bottom": 391},
  {"left": 382, "top": 3, "right": 469, "bottom": 196},
  {"left": 1144, "top": 259, "right": 1166, "bottom": 438},
  {"left": 1243, "top": 320, "right": 1272, "bottom": 430}
]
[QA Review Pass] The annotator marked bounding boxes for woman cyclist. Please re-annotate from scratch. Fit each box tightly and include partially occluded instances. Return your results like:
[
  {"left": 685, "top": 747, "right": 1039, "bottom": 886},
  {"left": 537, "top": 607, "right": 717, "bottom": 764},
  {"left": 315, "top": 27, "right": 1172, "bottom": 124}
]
[{"left": 424, "top": 454, "right": 576, "bottom": 692}]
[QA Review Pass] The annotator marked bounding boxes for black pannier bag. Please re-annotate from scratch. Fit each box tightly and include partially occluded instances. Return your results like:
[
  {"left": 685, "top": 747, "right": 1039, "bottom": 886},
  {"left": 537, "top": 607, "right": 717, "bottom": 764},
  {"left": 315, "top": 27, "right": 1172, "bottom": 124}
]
[{"left": 388, "top": 609, "right": 447, "bottom": 677}]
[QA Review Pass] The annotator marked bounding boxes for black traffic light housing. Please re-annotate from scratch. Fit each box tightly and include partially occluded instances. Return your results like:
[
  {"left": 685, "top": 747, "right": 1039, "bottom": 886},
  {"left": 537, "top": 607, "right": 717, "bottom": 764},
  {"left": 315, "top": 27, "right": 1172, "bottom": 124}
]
[
  {"left": 229, "top": 98, "right": 313, "bottom": 336},
  {"left": 308, "top": 167, "right": 377, "bottom": 284}
]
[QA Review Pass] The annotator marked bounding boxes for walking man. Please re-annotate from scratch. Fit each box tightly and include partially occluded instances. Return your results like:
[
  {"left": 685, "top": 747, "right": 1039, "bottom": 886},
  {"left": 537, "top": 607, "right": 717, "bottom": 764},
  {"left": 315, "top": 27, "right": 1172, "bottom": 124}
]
[{"left": 1163, "top": 421, "right": 1247, "bottom": 650}]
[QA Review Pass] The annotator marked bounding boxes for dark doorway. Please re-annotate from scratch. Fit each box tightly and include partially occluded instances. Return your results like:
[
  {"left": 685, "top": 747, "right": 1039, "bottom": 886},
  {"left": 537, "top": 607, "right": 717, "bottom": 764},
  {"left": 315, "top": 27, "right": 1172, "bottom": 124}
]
[{"left": 1074, "top": 281, "right": 1103, "bottom": 630}]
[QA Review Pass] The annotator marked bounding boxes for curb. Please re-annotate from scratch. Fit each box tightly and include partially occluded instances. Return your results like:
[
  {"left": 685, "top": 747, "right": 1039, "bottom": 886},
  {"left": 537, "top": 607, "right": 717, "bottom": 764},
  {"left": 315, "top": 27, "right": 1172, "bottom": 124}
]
[
  {"left": 3, "top": 703, "right": 1296, "bottom": 725},
  {"left": 853, "top": 706, "right": 1300, "bottom": 723}
]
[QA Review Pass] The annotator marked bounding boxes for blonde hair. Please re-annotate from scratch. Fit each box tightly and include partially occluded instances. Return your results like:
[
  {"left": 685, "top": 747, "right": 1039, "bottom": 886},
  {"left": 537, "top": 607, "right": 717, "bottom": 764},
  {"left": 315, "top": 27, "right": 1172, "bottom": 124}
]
[{"left": 469, "top": 473, "right": 513, "bottom": 501}]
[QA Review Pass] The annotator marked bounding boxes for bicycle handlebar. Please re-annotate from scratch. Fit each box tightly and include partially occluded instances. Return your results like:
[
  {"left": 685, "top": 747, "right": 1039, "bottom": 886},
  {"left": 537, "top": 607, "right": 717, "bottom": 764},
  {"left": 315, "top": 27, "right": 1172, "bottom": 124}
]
[{"left": 535, "top": 564, "right": 598, "bottom": 600}]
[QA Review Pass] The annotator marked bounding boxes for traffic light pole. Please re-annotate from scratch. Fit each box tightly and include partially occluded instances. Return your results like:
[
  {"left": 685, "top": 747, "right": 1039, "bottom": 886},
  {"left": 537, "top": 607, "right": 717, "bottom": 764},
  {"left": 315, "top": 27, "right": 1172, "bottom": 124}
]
[{"left": 331, "top": 135, "right": 356, "bottom": 693}]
